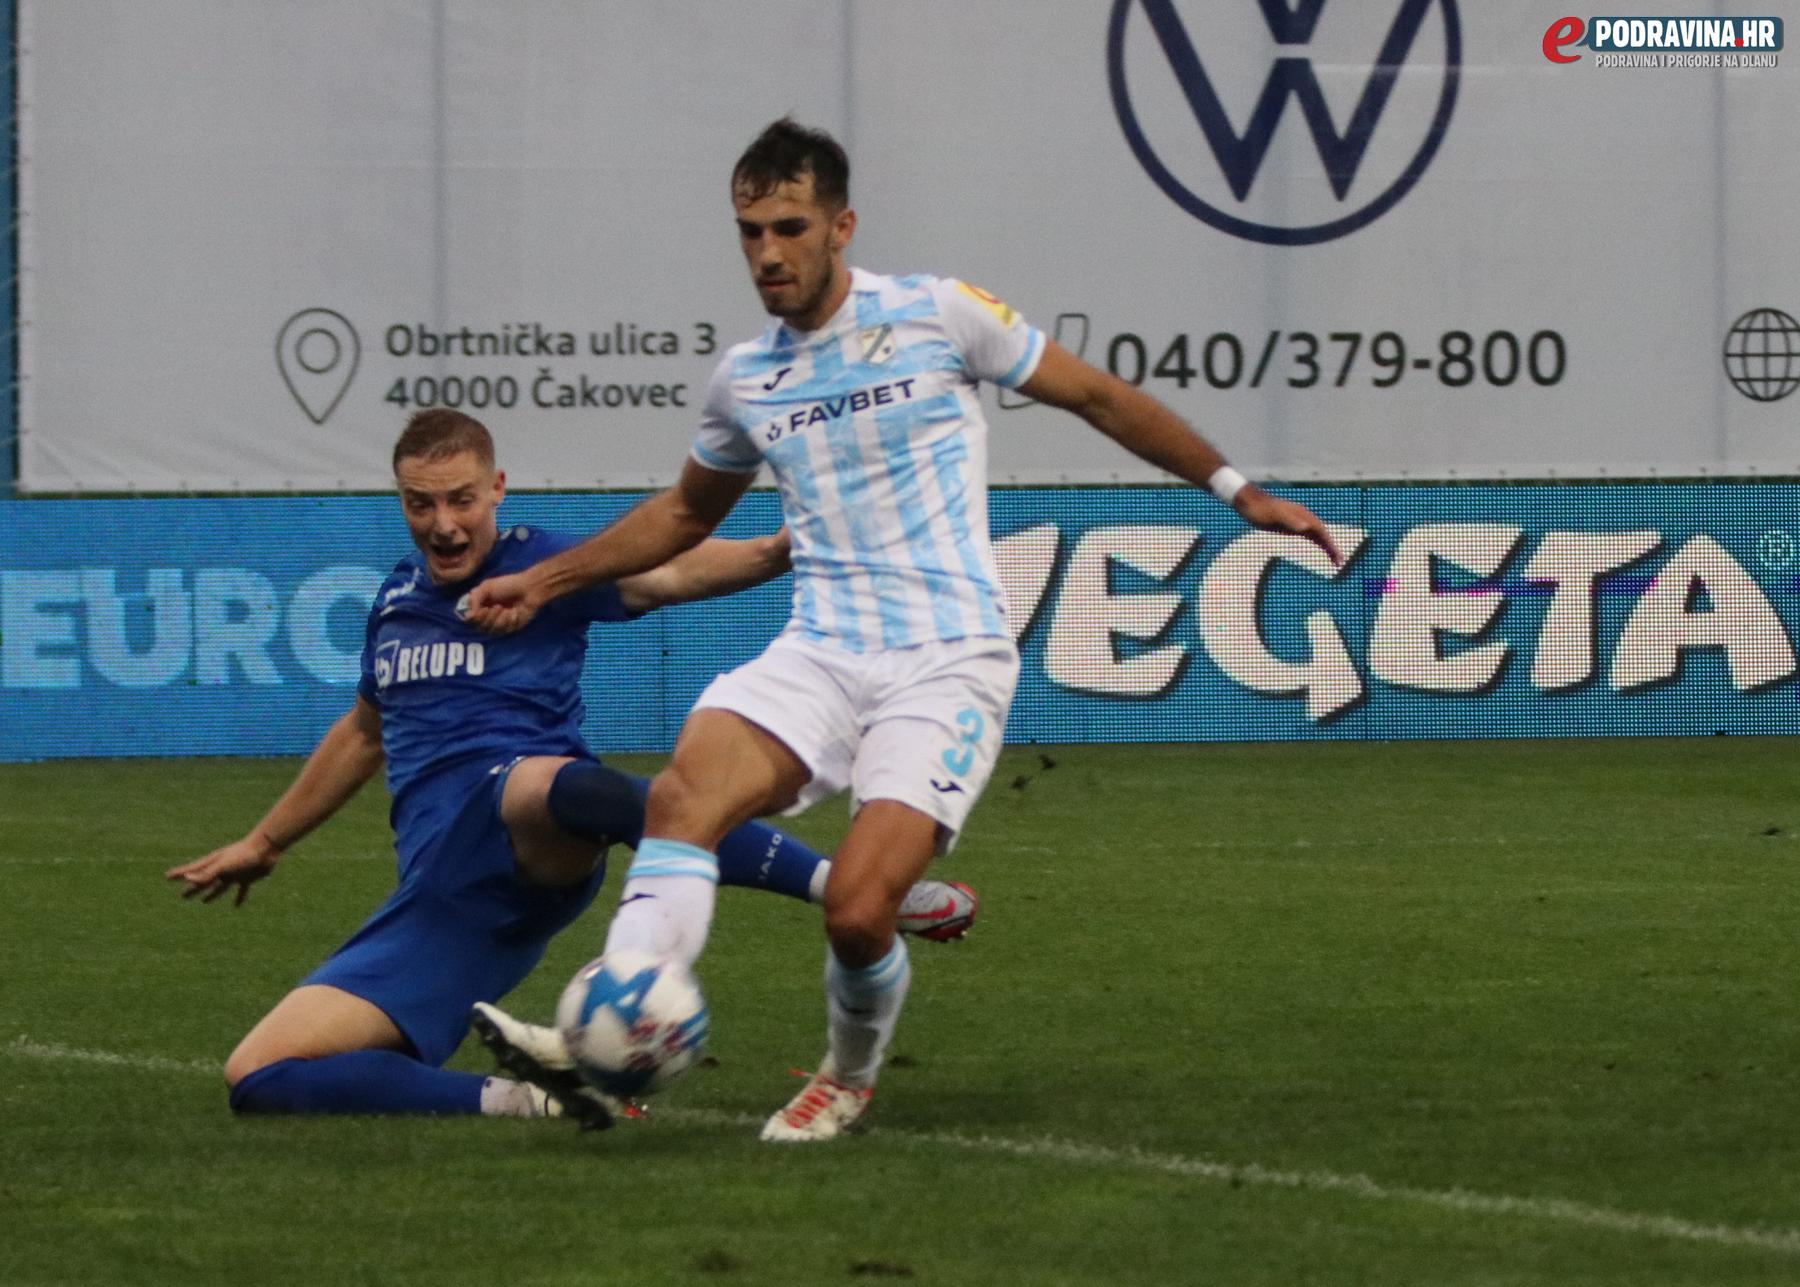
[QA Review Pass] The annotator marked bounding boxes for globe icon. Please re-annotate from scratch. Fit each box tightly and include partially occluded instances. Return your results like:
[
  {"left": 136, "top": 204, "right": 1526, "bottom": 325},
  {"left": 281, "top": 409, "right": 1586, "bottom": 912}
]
[{"left": 1723, "top": 308, "right": 1800, "bottom": 402}]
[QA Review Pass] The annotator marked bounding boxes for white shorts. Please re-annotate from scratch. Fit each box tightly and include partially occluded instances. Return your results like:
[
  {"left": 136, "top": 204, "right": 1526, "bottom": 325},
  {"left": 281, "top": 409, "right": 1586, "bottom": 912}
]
[{"left": 692, "top": 632, "right": 1019, "bottom": 849}]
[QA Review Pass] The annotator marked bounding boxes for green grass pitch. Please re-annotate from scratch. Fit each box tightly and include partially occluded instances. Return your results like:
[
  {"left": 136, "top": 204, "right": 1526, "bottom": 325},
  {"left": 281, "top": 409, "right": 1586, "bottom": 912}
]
[{"left": 3, "top": 738, "right": 1799, "bottom": 1285}]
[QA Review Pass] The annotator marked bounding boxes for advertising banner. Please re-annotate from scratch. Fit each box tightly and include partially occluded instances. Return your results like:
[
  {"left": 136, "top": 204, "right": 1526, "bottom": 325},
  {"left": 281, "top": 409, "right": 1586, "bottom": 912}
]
[
  {"left": 3, "top": 484, "right": 1794, "bottom": 760},
  {"left": 14, "top": 2, "right": 1799, "bottom": 492}
]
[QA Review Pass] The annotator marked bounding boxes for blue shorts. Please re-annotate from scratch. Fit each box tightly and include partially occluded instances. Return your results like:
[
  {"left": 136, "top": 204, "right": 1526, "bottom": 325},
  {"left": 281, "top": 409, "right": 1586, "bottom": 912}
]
[{"left": 302, "top": 759, "right": 606, "bottom": 1066}]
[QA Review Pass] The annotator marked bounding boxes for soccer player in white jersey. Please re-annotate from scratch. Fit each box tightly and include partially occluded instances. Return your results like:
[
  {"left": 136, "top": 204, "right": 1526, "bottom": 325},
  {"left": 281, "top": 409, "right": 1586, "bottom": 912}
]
[{"left": 467, "top": 118, "right": 1341, "bottom": 1141}]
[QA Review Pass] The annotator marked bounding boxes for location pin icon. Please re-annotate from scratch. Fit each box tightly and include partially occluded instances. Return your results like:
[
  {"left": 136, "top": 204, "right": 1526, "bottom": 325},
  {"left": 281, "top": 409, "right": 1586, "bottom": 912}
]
[{"left": 276, "top": 308, "right": 361, "bottom": 424}]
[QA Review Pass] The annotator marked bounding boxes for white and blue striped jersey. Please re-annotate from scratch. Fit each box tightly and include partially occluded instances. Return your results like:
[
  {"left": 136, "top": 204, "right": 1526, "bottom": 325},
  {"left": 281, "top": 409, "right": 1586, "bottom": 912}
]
[{"left": 692, "top": 268, "right": 1045, "bottom": 653}]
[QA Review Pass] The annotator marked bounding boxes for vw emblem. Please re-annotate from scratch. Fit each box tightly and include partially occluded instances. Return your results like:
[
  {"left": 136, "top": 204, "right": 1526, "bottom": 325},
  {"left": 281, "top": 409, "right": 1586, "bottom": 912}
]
[{"left": 1108, "top": 0, "right": 1461, "bottom": 245}]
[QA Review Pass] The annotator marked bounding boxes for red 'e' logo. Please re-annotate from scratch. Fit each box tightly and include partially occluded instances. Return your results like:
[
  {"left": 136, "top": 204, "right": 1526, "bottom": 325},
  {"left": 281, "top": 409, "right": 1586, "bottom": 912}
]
[{"left": 1543, "top": 15, "right": 1585, "bottom": 62}]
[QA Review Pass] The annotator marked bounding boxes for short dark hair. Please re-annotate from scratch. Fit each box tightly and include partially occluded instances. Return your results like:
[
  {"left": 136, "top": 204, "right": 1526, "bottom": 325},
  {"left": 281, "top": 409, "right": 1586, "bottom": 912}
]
[
  {"left": 392, "top": 407, "right": 494, "bottom": 472},
  {"left": 732, "top": 117, "right": 849, "bottom": 209}
]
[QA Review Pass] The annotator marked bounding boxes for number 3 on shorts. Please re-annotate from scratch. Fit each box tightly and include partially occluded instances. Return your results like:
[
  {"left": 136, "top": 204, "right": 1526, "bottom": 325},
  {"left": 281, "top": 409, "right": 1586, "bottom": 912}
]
[{"left": 941, "top": 707, "right": 984, "bottom": 777}]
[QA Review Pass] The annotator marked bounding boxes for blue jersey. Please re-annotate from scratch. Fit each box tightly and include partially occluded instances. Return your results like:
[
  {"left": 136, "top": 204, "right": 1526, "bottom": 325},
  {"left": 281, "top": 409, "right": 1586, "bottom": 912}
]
[{"left": 356, "top": 524, "right": 633, "bottom": 858}]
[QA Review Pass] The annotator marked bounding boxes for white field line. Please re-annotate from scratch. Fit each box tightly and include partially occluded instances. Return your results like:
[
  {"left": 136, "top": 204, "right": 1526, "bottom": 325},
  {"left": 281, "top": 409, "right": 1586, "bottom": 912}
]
[
  {"left": 8, "top": 1035, "right": 1800, "bottom": 1258},
  {"left": 7, "top": 1036, "right": 219, "bottom": 1077}
]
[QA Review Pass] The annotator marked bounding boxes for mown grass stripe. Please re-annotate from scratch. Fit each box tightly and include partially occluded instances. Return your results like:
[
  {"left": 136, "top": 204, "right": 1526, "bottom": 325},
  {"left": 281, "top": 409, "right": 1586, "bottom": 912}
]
[{"left": 16, "top": 1038, "right": 1782, "bottom": 1257}]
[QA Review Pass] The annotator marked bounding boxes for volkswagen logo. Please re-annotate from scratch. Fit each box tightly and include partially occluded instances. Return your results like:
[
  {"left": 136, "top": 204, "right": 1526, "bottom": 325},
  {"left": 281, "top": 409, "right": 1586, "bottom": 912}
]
[{"left": 1108, "top": 0, "right": 1461, "bottom": 245}]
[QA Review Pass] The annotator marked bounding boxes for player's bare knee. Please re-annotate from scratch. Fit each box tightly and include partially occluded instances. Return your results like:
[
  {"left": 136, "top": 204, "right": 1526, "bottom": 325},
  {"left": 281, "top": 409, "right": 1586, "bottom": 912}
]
[
  {"left": 224, "top": 1038, "right": 274, "bottom": 1088},
  {"left": 503, "top": 755, "right": 604, "bottom": 888}
]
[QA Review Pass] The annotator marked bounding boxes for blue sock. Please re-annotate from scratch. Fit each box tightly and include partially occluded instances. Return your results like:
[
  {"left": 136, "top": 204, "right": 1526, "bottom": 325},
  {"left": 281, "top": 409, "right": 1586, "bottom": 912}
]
[
  {"left": 550, "top": 760, "right": 824, "bottom": 904},
  {"left": 228, "top": 1053, "right": 485, "bottom": 1115},
  {"left": 715, "top": 817, "right": 826, "bottom": 904},
  {"left": 547, "top": 760, "right": 648, "bottom": 848}
]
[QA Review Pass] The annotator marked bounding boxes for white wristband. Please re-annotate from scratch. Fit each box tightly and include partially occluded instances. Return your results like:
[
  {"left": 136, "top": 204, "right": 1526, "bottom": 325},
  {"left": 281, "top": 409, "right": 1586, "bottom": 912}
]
[{"left": 1208, "top": 466, "right": 1248, "bottom": 505}]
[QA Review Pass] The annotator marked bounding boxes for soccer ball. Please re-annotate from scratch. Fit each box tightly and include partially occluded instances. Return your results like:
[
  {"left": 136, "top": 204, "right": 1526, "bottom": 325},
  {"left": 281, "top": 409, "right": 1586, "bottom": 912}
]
[{"left": 555, "top": 951, "right": 710, "bottom": 1098}]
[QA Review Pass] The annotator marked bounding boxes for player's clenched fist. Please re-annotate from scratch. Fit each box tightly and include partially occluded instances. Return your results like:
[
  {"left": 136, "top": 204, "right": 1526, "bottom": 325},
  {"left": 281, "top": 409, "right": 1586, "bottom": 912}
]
[{"left": 461, "top": 571, "right": 544, "bottom": 634}]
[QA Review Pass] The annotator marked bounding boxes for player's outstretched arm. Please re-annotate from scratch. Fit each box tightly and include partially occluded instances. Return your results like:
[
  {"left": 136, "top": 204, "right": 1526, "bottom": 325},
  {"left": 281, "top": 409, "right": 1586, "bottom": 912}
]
[
  {"left": 1019, "top": 341, "right": 1343, "bottom": 565},
  {"left": 616, "top": 528, "right": 791, "bottom": 613},
  {"left": 164, "top": 697, "right": 384, "bottom": 906},
  {"left": 464, "top": 459, "right": 755, "bottom": 632}
]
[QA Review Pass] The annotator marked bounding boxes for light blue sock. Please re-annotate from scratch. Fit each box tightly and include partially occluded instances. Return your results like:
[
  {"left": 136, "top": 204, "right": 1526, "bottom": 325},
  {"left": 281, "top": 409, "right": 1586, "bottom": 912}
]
[
  {"left": 603, "top": 838, "right": 720, "bottom": 968},
  {"left": 824, "top": 939, "right": 912, "bottom": 1089},
  {"left": 228, "top": 1053, "right": 485, "bottom": 1115}
]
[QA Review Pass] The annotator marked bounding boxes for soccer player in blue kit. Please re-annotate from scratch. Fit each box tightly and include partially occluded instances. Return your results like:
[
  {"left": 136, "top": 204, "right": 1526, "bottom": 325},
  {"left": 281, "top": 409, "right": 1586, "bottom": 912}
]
[
  {"left": 469, "top": 119, "right": 1342, "bottom": 1140},
  {"left": 166, "top": 408, "right": 975, "bottom": 1125}
]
